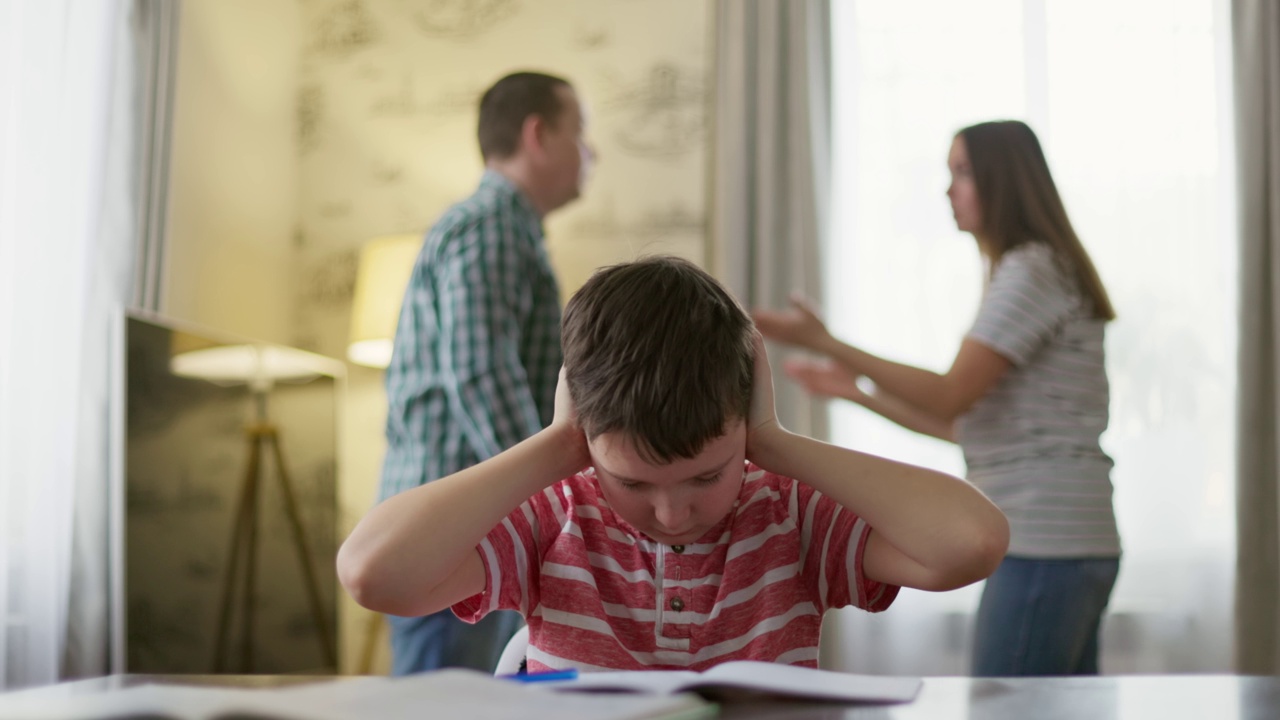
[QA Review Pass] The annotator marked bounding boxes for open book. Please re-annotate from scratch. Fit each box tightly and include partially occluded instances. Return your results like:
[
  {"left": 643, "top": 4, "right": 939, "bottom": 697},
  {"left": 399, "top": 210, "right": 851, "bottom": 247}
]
[
  {"left": 545, "top": 661, "right": 923, "bottom": 704},
  {"left": 0, "top": 671, "right": 714, "bottom": 720}
]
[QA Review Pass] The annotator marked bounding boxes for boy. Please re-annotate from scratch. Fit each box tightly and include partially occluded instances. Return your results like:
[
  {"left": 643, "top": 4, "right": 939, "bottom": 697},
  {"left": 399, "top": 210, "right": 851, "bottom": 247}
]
[{"left": 338, "top": 256, "right": 1009, "bottom": 672}]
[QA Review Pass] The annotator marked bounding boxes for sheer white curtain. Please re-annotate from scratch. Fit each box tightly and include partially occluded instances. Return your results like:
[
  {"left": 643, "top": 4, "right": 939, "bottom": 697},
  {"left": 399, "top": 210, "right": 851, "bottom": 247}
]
[
  {"left": 0, "top": 0, "right": 139, "bottom": 688},
  {"left": 821, "top": 0, "right": 1237, "bottom": 674}
]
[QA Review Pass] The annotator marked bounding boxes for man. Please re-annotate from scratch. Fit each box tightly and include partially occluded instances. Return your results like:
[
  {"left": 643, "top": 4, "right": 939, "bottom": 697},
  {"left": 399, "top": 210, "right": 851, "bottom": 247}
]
[{"left": 379, "top": 71, "right": 594, "bottom": 674}]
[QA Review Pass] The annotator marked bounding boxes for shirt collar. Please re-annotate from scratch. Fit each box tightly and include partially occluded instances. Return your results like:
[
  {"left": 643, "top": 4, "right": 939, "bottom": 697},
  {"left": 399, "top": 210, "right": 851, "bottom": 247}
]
[{"left": 480, "top": 169, "right": 541, "bottom": 223}]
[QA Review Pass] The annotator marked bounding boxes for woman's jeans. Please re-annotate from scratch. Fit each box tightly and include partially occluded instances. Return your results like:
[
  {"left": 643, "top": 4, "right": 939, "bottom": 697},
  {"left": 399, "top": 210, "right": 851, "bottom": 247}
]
[{"left": 971, "top": 555, "right": 1120, "bottom": 677}]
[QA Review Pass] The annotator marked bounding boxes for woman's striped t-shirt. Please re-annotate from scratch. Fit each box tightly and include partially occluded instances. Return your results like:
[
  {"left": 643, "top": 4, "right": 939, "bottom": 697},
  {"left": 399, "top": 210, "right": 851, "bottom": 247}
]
[
  {"left": 452, "top": 462, "right": 898, "bottom": 672},
  {"left": 956, "top": 242, "right": 1121, "bottom": 559}
]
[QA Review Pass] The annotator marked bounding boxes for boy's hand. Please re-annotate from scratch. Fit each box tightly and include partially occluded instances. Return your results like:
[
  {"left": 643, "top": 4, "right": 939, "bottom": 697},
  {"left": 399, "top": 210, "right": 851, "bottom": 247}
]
[
  {"left": 747, "top": 332, "right": 784, "bottom": 456},
  {"left": 551, "top": 366, "right": 592, "bottom": 474},
  {"left": 751, "top": 294, "right": 832, "bottom": 351}
]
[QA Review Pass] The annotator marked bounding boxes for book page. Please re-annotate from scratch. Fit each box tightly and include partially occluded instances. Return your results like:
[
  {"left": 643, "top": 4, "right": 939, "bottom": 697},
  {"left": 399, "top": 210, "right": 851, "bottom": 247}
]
[
  {"left": 549, "top": 670, "right": 702, "bottom": 695},
  {"left": 0, "top": 672, "right": 714, "bottom": 720},
  {"left": 694, "top": 661, "right": 922, "bottom": 703}
]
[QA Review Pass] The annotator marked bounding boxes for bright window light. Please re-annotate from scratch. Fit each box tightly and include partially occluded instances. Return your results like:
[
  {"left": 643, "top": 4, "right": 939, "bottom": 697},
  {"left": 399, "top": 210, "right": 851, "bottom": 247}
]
[{"left": 827, "top": 0, "right": 1235, "bottom": 673}]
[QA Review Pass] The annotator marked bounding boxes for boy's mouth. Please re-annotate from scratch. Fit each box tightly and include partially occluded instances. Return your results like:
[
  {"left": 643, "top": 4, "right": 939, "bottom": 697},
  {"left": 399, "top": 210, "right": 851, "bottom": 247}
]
[{"left": 651, "top": 526, "right": 700, "bottom": 544}]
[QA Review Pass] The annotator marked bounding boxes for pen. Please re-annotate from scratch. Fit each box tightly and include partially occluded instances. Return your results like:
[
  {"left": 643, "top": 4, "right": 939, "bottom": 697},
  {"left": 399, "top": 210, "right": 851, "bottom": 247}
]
[{"left": 498, "top": 667, "right": 579, "bottom": 683}]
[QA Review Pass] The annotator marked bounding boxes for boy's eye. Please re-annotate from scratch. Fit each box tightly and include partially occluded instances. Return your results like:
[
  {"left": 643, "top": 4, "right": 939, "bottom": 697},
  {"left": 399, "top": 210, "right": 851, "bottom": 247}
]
[
  {"left": 692, "top": 474, "right": 720, "bottom": 487},
  {"left": 620, "top": 480, "right": 645, "bottom": 491}
]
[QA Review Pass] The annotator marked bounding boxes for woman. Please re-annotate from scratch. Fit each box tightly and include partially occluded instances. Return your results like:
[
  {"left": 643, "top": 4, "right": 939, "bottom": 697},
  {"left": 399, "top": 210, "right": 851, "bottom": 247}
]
[{"left": 754, "top": 120, "right": 1120, "bottom": 677}]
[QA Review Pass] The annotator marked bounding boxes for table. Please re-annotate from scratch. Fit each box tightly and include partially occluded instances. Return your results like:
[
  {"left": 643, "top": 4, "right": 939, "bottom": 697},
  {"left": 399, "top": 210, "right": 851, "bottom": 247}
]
[{"left": 6, "top": 673, "right": 1280, "bottom": 719}]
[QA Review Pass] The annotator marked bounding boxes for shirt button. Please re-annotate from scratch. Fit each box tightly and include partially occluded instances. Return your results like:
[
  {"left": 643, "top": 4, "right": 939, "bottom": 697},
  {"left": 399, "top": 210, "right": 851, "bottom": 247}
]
[
  {"left": 669, "top": 596, "right": 685, "bottom": 612},
  {"left": 672, "top": 545, "right": 685, "bottom": 554}
]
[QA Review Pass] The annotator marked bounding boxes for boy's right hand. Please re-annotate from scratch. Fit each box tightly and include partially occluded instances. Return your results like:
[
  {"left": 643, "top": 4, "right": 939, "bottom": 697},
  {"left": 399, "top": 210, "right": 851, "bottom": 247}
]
[{"left": 551, "top": 366, "right": 592, "bottom": 475}]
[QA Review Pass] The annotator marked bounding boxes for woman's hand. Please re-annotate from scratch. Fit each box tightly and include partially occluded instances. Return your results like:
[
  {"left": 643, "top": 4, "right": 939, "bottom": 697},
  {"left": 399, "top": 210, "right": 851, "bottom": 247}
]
[
  {"left": 551, "top": 367, "right": 592, "bottom": 474},
  {"left": 784, "top": 358, "right": 870, "bottom": 405},
  {"left": 751, "top": 294, "right": 832, "bottom": 351}
]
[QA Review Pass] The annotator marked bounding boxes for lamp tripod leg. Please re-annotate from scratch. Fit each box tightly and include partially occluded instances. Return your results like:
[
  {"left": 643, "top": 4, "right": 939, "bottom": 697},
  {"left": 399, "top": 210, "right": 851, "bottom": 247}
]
[
  {"left": 213, "top": 430, "right": 263, "bottom": 673},
  {"left": 267, "top": 430, "right": 339, "bottom": 671},
  {"left": 240, "top": 427, "right": 265, "bottom": 673}
]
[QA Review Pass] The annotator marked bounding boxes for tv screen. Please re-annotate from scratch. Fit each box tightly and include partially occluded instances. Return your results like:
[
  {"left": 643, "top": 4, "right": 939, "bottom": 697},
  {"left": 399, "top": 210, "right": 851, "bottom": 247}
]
[{"left": 115, "top": 310, "right": 344, "bottom": 674}]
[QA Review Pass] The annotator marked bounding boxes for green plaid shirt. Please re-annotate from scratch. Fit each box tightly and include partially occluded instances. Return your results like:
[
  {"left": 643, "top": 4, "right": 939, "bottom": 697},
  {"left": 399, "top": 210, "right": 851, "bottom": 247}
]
[{"left": 380, "top": 171, "right": 563, "bottom": 500}]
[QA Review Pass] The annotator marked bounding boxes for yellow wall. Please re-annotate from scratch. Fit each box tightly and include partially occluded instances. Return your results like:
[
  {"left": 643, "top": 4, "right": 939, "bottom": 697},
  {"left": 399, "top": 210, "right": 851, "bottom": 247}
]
[
  {"left": 164, "top": 0, "right": 712, "bottom": 675},
  {"left": 165, "top": 0, "right": 302, "bottom": 346}
]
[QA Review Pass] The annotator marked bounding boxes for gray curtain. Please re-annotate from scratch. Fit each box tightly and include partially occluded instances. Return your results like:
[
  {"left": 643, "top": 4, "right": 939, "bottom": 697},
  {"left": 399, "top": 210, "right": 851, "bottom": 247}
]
[
  {"left": 129, "top": 0, "right": 179, "bottom": 314},
  {"left": 710, "top": 0, "right": 831, "bottom": 439},
  {"left": 1233, "top": 0, "right": 1280, "bottom": 675},
  {"left": 63, "top": 0, "right": 180, "bottom": 679}
]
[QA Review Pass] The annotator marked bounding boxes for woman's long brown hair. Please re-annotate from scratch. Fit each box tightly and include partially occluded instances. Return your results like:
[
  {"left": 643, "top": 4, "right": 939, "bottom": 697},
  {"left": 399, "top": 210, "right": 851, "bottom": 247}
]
[{"left": 959, "top": 120, "right": 1116, "bottom": 321}]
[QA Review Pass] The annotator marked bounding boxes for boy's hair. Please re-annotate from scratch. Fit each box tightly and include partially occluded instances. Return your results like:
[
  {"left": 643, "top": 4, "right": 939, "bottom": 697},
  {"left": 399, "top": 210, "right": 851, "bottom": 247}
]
[
  {"left": 477, "top": 71, "right": 571, "bottom": 162},
  {"left": 561, "top": 256, "right": 754, "bottom": 464}
]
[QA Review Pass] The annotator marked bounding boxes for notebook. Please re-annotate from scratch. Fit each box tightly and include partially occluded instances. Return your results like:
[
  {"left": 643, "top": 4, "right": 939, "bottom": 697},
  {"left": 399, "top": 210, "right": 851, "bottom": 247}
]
[{"left": 544, "top": 661, "right": 923, "bottom": 704}]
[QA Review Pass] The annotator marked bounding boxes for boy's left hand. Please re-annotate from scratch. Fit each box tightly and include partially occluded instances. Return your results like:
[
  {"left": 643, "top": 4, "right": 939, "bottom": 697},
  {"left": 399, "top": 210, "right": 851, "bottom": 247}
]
[
  {"left": 551, "top": 367, "right": 592, "bottom": 474},
  {"left": 747, "top": 332, "right": 783, "bottom": 457}
]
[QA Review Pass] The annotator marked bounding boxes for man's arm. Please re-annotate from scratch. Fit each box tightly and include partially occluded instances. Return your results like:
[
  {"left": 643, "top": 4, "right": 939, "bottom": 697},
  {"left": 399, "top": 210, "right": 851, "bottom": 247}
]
[
  {"left": 438, "top": 228, "right": 552, "bottom": 461},
  {"left": 338, "top": 374, "right": 590, "bottom": 617},
  {"left": 746, "top": 336, "right": 1008, "bottom": 592}
]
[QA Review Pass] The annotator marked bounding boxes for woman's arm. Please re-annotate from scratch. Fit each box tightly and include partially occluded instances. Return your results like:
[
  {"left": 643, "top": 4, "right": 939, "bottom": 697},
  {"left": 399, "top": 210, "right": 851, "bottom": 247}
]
[
  {"left": 337, "top": 373, "right": 591, "bottom": 617},
  {"left": 747, "top": 336, "right": 1008, "bottom": 591},
  {"left": 754, "top": 297, "right": 1010, "bottom": 421},
  {"left": 782, "top": 358, "right": 956, "bottom": 441}
]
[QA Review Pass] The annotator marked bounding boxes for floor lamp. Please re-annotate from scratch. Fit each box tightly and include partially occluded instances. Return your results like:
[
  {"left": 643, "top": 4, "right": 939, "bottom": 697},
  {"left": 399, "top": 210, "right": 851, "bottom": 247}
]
[
  {"left": 171, "top": 344, "right": 339, "bottom": 673},
  {"left": 347, "top": 233, "right": 421, "bottom": 673}
]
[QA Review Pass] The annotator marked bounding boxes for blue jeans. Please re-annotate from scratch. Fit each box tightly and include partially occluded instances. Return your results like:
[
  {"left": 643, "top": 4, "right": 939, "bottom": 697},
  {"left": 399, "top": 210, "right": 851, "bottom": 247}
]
[
  {"left": 971, "top": 556, "right": 1120, "bottom": 677},
  {"left": 387, "top": 608, "right": 524, "bottom": 675}
]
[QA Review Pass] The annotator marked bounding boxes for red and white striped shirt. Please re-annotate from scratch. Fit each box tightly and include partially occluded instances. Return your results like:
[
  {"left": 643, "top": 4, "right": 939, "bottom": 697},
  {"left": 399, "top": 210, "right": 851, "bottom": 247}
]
[{"left": 452, "top": 461, "right": 899, "bottom": 672}]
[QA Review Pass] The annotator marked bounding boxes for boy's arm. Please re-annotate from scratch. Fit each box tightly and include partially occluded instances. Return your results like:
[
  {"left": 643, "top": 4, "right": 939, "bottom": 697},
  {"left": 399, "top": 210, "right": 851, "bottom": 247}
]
[
  {"left": 338, "top": 373, "right": 590, "bottom": 617},
  {"left": 746, "top": 335, "right": 1008, "bottom": 592}
]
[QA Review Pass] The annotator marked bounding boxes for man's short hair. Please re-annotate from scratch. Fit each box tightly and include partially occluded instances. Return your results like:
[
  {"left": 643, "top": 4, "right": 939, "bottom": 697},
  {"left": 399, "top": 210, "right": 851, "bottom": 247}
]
[
  {"left": 561, "top": 256, "right": 755, "bottom": 464},
  {"left": 477, "top": 71, "right": 571, "bottom": 162}
]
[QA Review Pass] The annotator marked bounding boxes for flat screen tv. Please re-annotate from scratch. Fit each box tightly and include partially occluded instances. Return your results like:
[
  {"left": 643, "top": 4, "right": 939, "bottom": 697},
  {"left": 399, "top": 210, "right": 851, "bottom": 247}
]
[{"left": 111, "top": 309, "right": 344, "bottom": 674}]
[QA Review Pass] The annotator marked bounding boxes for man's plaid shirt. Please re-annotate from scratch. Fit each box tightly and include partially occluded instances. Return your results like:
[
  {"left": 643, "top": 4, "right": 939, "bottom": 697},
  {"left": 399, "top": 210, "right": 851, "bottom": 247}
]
[{"left": 380, "top": 171, "right": 563, "bottom": 500}]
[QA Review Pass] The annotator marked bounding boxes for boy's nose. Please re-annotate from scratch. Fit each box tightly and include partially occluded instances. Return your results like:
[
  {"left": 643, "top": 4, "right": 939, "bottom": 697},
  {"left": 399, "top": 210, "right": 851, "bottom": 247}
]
[{"left": 652, "top": 497, "right": 690, "bottom": 531}]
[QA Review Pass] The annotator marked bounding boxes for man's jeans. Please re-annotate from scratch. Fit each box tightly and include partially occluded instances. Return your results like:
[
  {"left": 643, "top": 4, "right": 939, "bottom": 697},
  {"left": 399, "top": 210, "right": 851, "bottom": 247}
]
[{"left": 387, "top": 608, "right": 523, "bottom": 675}]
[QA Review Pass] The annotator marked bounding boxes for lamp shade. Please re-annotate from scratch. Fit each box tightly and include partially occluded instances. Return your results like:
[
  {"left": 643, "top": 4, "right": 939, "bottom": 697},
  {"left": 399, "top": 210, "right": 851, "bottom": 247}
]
[
  {"left": 347, "top": 233, "right": 422, "bottom": 368},
  {"left": 170, "top": 344, "right": 328, "bottom": 390}
]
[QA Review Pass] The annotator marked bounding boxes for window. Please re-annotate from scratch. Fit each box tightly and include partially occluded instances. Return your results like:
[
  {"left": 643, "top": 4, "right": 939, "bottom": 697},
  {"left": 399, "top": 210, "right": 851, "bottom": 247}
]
[{"left": 825, "top": 0, "right": 1235, "bottom": 673}]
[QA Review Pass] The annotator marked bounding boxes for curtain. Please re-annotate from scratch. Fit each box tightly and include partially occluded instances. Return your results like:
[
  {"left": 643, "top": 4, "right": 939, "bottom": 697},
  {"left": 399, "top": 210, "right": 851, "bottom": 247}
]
[
  {"left": 710, "top": 0, "right": 831, "bottom": 440},
  {"left": 0, "top": 0, "right": 176, "bottom": 688},
  {"left": 823, "top": 0, "right": 1237, "bottom": 675},
  {"left": 130, "top": 0, "right": 180, "bottom": 314},
  {"left": 1233, "top": 0, "right": 1280, "bottom": 676}
]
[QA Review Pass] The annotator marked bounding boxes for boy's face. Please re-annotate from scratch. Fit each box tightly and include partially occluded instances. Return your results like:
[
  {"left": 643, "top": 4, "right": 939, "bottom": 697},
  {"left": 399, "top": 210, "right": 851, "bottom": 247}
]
[{"left": 588, "top": 421, "right": 747, "bottom": 546}]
